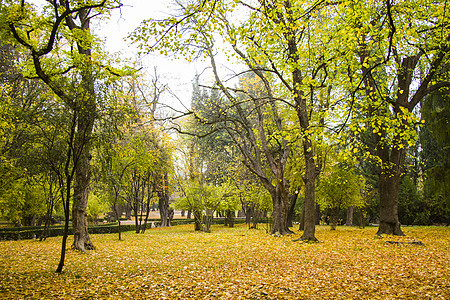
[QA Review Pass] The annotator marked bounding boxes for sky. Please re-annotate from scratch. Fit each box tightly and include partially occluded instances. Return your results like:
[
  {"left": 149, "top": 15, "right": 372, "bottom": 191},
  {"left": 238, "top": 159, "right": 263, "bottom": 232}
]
[
  {"left": 30, "top": 0, "right": 200, "bottom": 111},
  {"left": 95, "top": 0, "right": 200, "bottom": 111}
]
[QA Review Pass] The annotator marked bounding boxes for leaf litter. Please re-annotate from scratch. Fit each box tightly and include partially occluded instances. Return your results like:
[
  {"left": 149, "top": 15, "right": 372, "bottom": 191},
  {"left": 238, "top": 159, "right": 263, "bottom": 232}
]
[{"left": 0, "top": 225, "right": 448, "bottom": 299}]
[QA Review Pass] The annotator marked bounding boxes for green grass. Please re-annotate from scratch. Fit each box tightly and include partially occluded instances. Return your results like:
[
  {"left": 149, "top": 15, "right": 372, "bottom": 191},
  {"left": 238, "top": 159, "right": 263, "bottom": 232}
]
[{"left": 0, "top": 225, "right": 448, "bottom": 299}]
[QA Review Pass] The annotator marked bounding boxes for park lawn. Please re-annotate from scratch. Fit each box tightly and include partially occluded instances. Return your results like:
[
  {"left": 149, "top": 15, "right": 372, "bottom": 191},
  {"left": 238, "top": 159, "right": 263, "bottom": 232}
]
[{"left": 0, "top": 225, "right": 448, "bottom": 299}]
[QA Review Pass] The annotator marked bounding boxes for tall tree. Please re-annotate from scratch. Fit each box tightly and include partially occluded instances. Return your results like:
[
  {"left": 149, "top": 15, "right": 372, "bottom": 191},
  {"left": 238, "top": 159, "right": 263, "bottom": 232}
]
[
  {"left": 4, "top": 0, "right": 123, "bottom": 250},
  {"left": 341, "top": 0, "right": 450, "bottom": 235},
  {"left": 132, "top": 0, "right": 343, "bottom": 240}
]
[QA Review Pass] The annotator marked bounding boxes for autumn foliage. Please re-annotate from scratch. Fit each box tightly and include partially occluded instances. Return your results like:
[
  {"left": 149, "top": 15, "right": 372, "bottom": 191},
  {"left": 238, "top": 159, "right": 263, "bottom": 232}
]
[{"left": 0, "top": 225, "right": 448, "bottom": 299}]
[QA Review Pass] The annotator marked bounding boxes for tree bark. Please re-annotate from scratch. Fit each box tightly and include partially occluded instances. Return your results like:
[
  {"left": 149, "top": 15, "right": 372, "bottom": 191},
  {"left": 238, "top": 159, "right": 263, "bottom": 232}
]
[
  {"left": 69, "top": 7, "right": 96, "bottom": 252},
  {"left": 287, "top": 193, "right": 298, "bottom": 228},
  {"left": 346, "top": 206, "right": 354, "bottom": 226},
  {"left": 288, "top": 28, "right": 318, "bottom": 241},
  {"left": 72, "top": 133, "right": 94, "bottom": 250},
  {"left": 299, "top": 201, "right": 305, "bottom": 231},
  {"left": 269, "top": 161, "right": 293, "bottom": 235},
  {"left": 377, "top": 149, "right": 404, "bottom": 235},
  {"left": 375, "top": 119, "right": 405, "bottom": 236},
  {"left": 299, "top": 138, "right": 318, "bottom": 241},
  {"left": 158, "top": 174, "right": 171, "bottom": 227},
  {"left": 225, "top": 210, "right": 235, "bottom": 227}
]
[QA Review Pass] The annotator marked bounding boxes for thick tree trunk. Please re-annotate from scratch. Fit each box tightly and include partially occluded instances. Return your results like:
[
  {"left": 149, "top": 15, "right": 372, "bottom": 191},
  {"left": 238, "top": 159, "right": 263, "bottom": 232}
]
[
  {"left": 377, "top": 171, "right": 404, "bottom": 235},
  {"left": 299, "top": 142, "right": 318, "bottom": 241},
  {"left": 193, "top": 210, "right": 202, "bottom": 231},
  {"left": 346, "top": 206, "right": 354, "bottom": 226},
  {"left": 268, "top": 160, "right": 293, "bottom": 235},
  {"left": 269, "top": 172, "right": 292, "bottom": 235},
  {"left": 159, "top": 174, "right": 171, "bottom": 227},
  {"left": 159, "top": 193, "right": 170, "bottom": 227},
  {"left": 376, "top": 136, "right": 405, "bottom": 236},
  {"left": 72, "top": 149, "right": 94, "bottom": 250},
  {"left": 287, "top": 193, "right": 298, "bottom": 228},
  {"left": 270, "top": 190, "right": 292, "bottom": 235}
]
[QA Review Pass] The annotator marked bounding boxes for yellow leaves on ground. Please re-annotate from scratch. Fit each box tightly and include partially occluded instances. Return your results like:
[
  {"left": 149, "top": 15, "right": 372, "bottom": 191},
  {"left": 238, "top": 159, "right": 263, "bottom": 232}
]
[{"left": 0, "top": 225, "right": 448, "bottom": 299}]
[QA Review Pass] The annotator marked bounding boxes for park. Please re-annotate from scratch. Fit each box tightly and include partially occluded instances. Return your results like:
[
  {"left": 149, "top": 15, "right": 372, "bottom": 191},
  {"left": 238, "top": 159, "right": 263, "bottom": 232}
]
[{"left": 0, "top": 0, "right": 449, "bottom": 298}]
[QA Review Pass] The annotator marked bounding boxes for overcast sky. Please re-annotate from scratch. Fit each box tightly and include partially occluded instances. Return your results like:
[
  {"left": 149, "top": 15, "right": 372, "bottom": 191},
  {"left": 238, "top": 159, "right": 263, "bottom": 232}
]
[
  {"left": 95, "top": 0, "right": 198, "bottom": 110},
  {"left": 28, "top": 0, "right": 220, "bottom": 111}
]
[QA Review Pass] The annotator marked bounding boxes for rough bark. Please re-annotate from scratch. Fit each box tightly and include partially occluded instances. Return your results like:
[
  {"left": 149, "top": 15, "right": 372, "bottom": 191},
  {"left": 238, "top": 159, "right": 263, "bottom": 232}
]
[
  {"left": 377, "top": 156, "right": 404, "bottom": 235},
  {"left": 374, "top": 116, "right": 405, "bottom": 236},
  {"left": 287, "top": 193, "right": 298, "bottom": 228},
  {"left": 72, "top": 132, "right": 94, "bottom": 250},
  {"left": 269, "top": 162, "right": 293, "bottom": 235},
  {"left": 193, "top": 210, "right": 202, "bottom": 231},
  {"left": 158, "top": 174, "right": 171, "bottom": 227},
  {"left": 297, "top": 120, "right": 318, "bottom": 240}
]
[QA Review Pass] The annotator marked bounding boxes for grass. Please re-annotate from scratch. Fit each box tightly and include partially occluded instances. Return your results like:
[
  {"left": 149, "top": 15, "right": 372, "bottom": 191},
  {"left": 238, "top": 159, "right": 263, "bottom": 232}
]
[{"left": 0, "top": 225, "right": 449, "bottom": 299}]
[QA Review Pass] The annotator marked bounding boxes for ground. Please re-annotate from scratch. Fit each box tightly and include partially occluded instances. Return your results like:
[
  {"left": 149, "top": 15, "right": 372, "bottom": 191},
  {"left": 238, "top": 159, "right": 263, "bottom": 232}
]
[{"left": 0, "top": 225, "right": 448, "bottom": 299}]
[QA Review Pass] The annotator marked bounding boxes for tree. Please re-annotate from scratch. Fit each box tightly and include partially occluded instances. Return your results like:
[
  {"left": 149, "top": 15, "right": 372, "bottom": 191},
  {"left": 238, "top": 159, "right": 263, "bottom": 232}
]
[
  {"left": 340, "top": 0, "right": 450, "bottom": 235},
  {"left": 4, "top": 0, "right": 124, "bottom": 251},
  {"left": 317, "top": 166, "right": 365, "bottom": 230},
  {"left": 132, "top": 0, "right": 349, "bottom": 240}
]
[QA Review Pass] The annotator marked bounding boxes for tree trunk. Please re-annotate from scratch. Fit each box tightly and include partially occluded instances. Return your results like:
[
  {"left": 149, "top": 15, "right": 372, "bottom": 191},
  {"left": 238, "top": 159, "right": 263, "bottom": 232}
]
[
  {"left": 377, "top": 171, "right": 404, "bottom": 235},
  {"left": 270, "top": 188, "right": 292, "bottom": 235},
  {"left": 56, "top": 114, "right": 77, "bottom": 273},
  {"left": 141, "top": 196, "right": 152, "bottom": 234},
  {"left": 357, "top": 206, "right": 365, "bottom": 228},
  {"left": 69, "top": 6, "right": 96, "bottom": 253},
  {"left": 330, "top": 207, "right": 339, "bottom": 230},
  {"left": 40, "top": 198, "right": 54, "bottom": 242},
  {"left": 299, "top": 202, "right": 305, "bottom": 231},
  {"left": 193, "top": 210, "right": 202, "bottom": 231},
  {"left": 376, "top": 135, "right": 405, "bottom": 236},
  {"left": 72, "top": 105, "right": 95, "bottom": 250},
  {"left": 268, "top": 160, "right": 292, "bottom": 235},
  {"left": 299, "top": 145, "right": 318, "bottom": 241},
  {"left": 134, "top": 200, "right": 140, "bottom": 233},
  {"left": 225, "top": 210, "right": 235, "bottom": 227},
  {"left": 158, "top": 174, "right": 171, "bottom": 227},
  {"left": 315, "top": 202, "right": 321, "bottom": 225},
  {"left": 287, "top": 193, "right": 298, "bottom": 228},
  {"left": 346, "top": 206, "right": 354, "bottom": 226}
]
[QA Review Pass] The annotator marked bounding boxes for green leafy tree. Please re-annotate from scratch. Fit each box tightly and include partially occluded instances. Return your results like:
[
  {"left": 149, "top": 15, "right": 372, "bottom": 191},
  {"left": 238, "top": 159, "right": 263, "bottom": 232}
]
[
  {"left": 132, "top": 0, "right": 348, "bottom": 240},
  {"left": 317, "top": 166, "right": 366, "bottom": 230},
  {"left": 4, "top": 0, "right": 124, "bottom": 254},
  {"left": 339, "top": 0, "right": 450, "bottom": 235}
]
